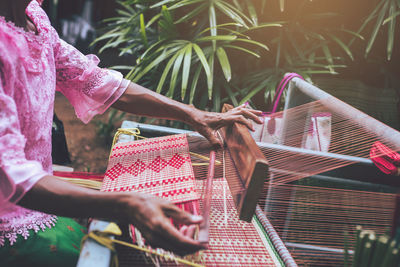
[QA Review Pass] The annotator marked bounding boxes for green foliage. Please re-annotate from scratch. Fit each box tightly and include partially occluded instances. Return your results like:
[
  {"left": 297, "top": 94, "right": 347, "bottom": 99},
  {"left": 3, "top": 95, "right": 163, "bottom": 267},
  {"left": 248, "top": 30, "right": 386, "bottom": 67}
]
[
  {"left": 95, "top": 0, "right": 400, "bottom": 111},
  {"left": 353, "top": 0, "right": 400, "bottom": 60},
  {"left": 95, "top": 109, "right": 126, "bottom": 145}
]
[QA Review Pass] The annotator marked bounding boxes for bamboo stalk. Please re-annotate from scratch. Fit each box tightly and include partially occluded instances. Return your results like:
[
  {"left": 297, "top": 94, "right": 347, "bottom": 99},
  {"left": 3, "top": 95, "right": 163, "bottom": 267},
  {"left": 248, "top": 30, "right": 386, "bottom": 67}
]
[
  {"left": 352, "top": 226, "right": 363, "bottom": 267},
  {"left": 382, "top": 247, "right": 399, "bottom": 267},
  {"left": 359, "top": 234, "right": 375, "bottom": 267},
  {"left": 381, "top": 240, "right": 397, "bottom": 267},
  {"left": 370, "top": 235, "right": 389, "bottom": 267}
]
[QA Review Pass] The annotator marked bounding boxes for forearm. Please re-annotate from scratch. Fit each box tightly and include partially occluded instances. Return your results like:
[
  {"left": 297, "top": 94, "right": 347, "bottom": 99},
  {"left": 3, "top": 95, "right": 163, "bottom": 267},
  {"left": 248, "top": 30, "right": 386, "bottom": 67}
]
[
  {"left": 18, "top": 175, "right": 131, "bottom": 221},
  {"left": 112, "top": 82, "right": 201, "bottom": 126}
]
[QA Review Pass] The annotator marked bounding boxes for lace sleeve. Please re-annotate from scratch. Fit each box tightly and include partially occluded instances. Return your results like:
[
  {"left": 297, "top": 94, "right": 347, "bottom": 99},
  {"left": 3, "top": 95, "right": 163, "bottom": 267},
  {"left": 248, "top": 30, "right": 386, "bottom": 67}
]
[
  {"left": 54, "top": 39, "right": 129, "bottom": 123},
  {"left": 0, "top": 72, "right": 48, "bottom": 213}
]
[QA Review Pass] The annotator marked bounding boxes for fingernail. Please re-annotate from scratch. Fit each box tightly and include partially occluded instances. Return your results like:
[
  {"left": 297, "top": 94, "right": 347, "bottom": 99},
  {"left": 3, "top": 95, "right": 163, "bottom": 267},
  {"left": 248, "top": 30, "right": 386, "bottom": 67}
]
[
  {"left": 191, "top": 215, "right": 203, "bottom": 221},
  {"left": 201, "top": 243, "right": 209, "bottom": 249}
]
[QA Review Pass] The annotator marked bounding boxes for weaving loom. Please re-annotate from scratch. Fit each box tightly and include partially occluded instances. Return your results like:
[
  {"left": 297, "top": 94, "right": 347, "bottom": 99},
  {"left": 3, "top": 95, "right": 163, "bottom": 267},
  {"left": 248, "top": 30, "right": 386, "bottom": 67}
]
[
  {"left": 253, "top": 76, "right": 400, "bottom": 266},
  {"left": 78, "top": 118, "right": 289, "bottom": 266},
  {"left": 78, "top": 77, "right": 400, "bottom": 267}
]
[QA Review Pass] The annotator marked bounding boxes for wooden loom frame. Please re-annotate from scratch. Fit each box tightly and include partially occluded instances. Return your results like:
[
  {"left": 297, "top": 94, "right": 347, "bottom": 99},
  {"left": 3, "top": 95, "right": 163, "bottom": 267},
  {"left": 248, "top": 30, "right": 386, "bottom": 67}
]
[
  {"left": 77, "top": 118, "right": 279, "bottom": 266},
  {"left": 220, "top": 103, "right": 269, "bottom": 221}
]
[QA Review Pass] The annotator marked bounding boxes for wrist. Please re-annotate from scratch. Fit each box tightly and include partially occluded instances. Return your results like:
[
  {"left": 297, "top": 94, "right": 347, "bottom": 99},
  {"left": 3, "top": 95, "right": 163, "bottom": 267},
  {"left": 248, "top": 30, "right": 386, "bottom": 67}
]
[
  {"left": 184, "top": 105, "right": 205, "bottom": 128},
  {"left": 112, "top": 192, "right": 142, "bottom": 222}
]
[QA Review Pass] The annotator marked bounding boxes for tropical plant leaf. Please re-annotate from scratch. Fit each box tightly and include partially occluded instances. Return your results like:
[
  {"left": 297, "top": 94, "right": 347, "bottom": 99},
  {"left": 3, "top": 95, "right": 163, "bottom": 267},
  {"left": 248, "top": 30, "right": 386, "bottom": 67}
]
[
  {"left": 207, "top": 52, "right": 215, "bottom": 99},
  {"left": 387, "top": 0, "right": 396, "bottom": 60},
  {"left": 189, "top": 64, "right": 203, "bottom": 104},
  {"left": 224, "top": 44, "right": 260, "bottom": 58},
  {"left": 175, "top": 3, "right": 207, "bottom": 23},
  {"left": 383, "top": 10, "right": 400, "bottom": 24},
  {"left": 245, "top": 0, "right": 258, "bottom": 25},
  {"left": 365, "top": 0, "right": 389, "bottom": 57},
  {"left": 133, "top": 48, "right": 180, "bottom": 82},
  {"left": 225, "top": 84, "right": 239, "bottom": 106},
  {"left": 199, "top": 23, "right": 243, "bottom": 36},
  {"left": 181, "top": 44, "right": 193, "bottom": 99},
  {"left": 328, "top": 33, "right": 354, "bottom": 61},
  {"left": 216, "top": 47, "right": 232, "bottom": 82},
  {"left": 150, "top": 0, "right": 177, "bottom": 8},
  {"left": 168, "top": 48, "right": 186, "bottom": 97},
  {"left": 168, "top": 0, "right": 205, "bottom": 10},
  {"left": 239, "top": 85, "right": 265, "bottom": 105},
  {"left": 156, "top": 52, "right": 180, "bottom": 93},
  {"left": 140, "top": 13, "right": 148, "bottom": 47},
  {"left": 196, "top": 35, "right": 237, "bottom": 42},
  {"left": 192, "top": 43, "right": 212, "bottom": 90},
  {"left": 214, "top": 1, "right": 248, "bottom": 27},
  {"left": 209, "top": 2, "right": 217, "bottom": 51}
]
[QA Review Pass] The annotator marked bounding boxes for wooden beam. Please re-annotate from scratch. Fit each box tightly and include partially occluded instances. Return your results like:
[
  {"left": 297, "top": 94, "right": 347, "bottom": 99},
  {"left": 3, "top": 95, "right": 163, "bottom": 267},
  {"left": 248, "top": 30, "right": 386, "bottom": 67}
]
[{"left": 220, "top": 104, "right": 269, "bottom": 221}]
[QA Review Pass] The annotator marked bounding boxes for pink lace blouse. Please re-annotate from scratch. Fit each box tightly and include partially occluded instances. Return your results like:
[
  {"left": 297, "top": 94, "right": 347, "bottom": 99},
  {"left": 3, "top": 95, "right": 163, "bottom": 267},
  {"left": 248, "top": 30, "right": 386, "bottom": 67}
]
[{"left": 0, "top": 1, "right": 129, "bottom": 245}]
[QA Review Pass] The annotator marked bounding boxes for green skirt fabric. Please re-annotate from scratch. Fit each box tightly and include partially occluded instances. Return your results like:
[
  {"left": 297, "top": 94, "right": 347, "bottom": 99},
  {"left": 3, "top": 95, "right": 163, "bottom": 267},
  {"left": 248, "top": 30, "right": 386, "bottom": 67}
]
[{"left": 0, "top": 216, "right": 87, "bottom": 267}]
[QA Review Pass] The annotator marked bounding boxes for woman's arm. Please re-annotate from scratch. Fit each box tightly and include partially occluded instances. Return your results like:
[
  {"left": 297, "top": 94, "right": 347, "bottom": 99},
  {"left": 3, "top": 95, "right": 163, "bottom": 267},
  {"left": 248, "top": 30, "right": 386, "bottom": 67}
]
[
  {"left": 19, "top": 175, "right": 205, "bottom": 255},
  {"left": 112, "top": 82, "right": 263, "bottom": 147}
]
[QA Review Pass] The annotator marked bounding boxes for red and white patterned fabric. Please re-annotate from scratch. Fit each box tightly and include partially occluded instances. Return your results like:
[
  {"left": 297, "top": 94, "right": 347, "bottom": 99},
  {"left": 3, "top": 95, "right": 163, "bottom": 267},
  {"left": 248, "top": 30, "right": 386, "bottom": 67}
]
[
  {"left": 101, "top": 134, "right": 199, "bottom": 204},
  {"left": 198, "top": 179, "right": 280, "bottom": 266},
  {"left": 117, "top": 178, "right": 281, "bottom": 266}
]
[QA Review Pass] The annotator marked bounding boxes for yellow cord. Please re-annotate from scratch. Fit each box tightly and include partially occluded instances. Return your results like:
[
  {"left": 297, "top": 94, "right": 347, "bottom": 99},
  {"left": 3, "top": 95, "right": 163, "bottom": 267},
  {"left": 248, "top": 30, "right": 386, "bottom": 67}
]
[
  {"left": 82, "top": 228, "right": 204, "bottom": 267},
  {"left": 58, "top": 177, "right": 102, "bottom": 190}
]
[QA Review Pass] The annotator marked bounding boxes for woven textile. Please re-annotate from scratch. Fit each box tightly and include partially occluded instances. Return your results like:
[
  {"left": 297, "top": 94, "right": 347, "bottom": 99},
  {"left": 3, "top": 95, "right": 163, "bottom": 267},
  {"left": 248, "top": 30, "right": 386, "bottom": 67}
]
[
  {"left": 101, "top": 134, "right": 199, "bottom": 204},
  {"left": 116, "top": 178, "right": 281, "bottom": 266},
  {"left": 198, "top": 179, "right": 280, "bottom": 266}
]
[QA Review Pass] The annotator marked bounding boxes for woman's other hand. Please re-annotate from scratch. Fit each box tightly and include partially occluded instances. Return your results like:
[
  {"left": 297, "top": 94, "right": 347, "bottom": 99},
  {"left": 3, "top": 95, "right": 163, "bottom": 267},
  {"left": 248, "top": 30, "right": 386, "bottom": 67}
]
[
  {"left": 191, "top": 104, "right": 263, "bottom": 148},
  {"left": 120, "top": 192, "right": 206, "bottom": 256}
]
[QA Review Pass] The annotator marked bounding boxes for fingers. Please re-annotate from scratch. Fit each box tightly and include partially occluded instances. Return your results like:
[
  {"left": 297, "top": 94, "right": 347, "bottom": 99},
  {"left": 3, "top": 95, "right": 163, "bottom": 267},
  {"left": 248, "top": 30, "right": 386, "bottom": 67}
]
[
  {"left": 240, "top": 109, "right": 263, "bottom": 124},
  {"left": 230, "top": 106, "right": 263, "bottom": 124},
  {"left": 185, "top": 225, "right": 197, "bottom": 239},
  {"left": 225, "top": 114, "right": 254, "bottom": 131},
  {"left": 146, "top": 218, "right": 206, "bottom": 256},
  {"left": 179, "top": 225, "right": 196, "bottom": 238},
  {"left": 163, "top": 203, "right": 203, "bottom": 225}
]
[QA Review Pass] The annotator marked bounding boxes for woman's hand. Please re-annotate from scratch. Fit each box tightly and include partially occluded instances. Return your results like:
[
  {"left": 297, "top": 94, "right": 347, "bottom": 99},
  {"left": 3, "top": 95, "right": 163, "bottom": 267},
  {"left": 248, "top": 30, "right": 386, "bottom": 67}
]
[
  {"left": 191, "top": 104, "right": 263, "bottom": 148},
  {"left": 20, "top": 176, "right": 205, "bottom": 256},
  {"left": 113, "top": 83, "right": 263, "bottom": 149},
  {"left": 120, "top": 192, "right": 206, "bottom": 256}
]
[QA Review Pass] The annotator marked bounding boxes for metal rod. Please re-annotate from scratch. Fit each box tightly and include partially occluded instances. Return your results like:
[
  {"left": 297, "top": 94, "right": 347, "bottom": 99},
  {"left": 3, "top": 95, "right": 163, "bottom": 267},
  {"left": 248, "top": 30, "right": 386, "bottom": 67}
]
[
  {"left": 290, "top": 77, "right": 400, "bottom": 150},
  {"left": 256, "top": 141, "right": 373, "bottom": 164}
]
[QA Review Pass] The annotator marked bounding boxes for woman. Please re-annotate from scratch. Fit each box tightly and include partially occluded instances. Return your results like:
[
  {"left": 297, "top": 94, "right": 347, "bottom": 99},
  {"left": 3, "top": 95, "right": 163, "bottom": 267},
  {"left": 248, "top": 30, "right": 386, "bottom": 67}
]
[{"left": 0, "top": 0, "right": 262, "bottom": 265}]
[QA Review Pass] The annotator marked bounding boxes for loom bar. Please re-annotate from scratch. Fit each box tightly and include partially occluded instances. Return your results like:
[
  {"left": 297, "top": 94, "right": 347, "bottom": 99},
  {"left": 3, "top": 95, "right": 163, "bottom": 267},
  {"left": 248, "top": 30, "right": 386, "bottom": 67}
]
[
  {"left": 198, "top": 150, "right": 216, "bottom": 243},
  {"left": 221, "top": 104, "right": 270, "bottom": 221}
]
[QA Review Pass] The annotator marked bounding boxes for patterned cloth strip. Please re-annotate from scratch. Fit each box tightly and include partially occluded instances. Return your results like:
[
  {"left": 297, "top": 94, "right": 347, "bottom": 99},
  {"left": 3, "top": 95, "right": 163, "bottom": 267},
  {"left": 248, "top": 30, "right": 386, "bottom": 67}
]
[
  {"left": 101, "top": 134, "right": 199, "bottom": 203},
  {"left": 116, "top": 179, "right": 282, "bottom": 267},
  {"left": 197, "top": 179, "right": 281, "bottom": 266},
  {"left": 370, "top": 141, "right": 400, "bottom": 175}
]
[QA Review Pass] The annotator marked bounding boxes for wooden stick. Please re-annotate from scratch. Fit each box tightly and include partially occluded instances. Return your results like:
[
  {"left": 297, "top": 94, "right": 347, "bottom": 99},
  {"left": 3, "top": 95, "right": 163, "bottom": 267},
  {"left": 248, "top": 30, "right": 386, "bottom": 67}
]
[{"left": 197, "top": 150, "right": 216, "bottom": 244}]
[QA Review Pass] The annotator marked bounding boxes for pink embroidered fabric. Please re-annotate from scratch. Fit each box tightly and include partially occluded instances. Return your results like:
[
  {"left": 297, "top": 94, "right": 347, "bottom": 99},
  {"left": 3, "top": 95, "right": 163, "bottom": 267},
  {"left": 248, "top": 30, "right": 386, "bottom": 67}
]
[{"left": 0, "top": 0, "right": 128, "bottom": 246}]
